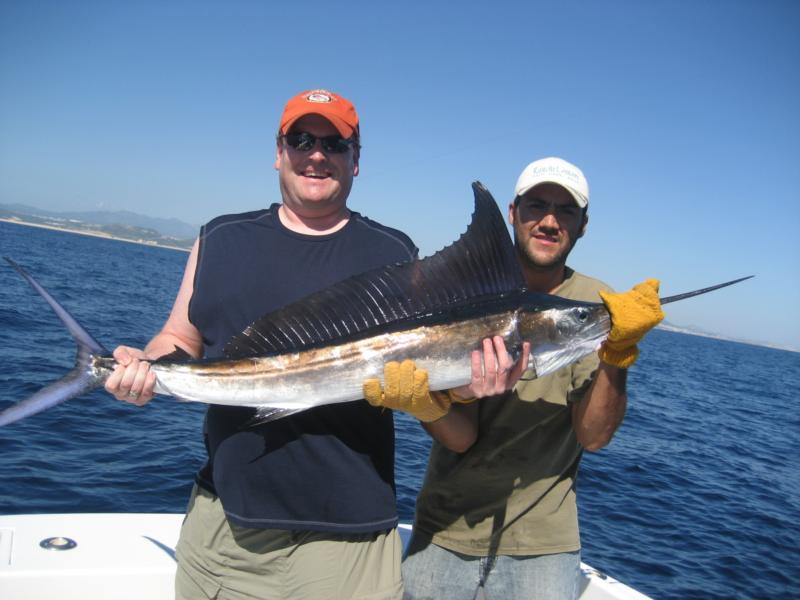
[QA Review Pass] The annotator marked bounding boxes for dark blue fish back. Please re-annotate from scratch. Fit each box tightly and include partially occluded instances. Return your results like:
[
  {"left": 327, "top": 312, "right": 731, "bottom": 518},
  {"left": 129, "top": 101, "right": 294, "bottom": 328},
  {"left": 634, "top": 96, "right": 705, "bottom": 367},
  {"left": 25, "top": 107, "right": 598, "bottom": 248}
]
[{"left": 223, "top": 182, "right": 526, "bottom": 358}]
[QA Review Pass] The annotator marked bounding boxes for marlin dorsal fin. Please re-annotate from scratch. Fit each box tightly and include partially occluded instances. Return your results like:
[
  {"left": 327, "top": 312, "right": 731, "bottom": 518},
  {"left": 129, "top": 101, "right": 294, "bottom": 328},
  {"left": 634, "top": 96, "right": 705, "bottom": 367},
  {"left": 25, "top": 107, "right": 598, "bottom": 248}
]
[{"left": 223, "top": 182, "right": 525, "bottom": 358}]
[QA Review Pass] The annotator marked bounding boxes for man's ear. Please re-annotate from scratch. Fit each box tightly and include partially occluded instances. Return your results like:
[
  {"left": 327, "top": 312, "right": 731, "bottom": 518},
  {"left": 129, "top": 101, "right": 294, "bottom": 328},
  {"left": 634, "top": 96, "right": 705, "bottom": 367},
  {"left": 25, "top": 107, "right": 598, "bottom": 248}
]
[
  {"left": 578, "top": 213, "right": 588, "bottom": 238},
  {"left": 274, "top": 142, "right": 282, "bottom": 170},
  {"left": 508, "top": 202, "right": 516, "bottom": 226}
]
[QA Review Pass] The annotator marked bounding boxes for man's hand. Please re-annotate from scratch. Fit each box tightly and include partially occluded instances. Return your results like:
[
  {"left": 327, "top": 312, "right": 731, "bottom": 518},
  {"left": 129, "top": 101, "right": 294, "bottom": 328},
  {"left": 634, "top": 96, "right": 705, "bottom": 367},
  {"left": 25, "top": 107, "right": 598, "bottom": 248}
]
[
  {"left": 451, "top": 337, "right": 530, "bottom": 401},
  {"left": 363, "top": 360, "right": 450, "bottom": 422},
  {"left": 598, "top": 279, "right": 665, "bottom": 368},
  {"left": 105, "top": 346, "right": 157, "bottom": 406}
]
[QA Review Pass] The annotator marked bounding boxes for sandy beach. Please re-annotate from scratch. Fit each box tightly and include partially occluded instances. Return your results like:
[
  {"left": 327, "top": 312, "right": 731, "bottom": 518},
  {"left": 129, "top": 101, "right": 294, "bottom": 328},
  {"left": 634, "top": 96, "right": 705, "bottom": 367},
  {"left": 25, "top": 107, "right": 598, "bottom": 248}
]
[{"left": 0, "top": 217, "right": 191, "bottom": 252}]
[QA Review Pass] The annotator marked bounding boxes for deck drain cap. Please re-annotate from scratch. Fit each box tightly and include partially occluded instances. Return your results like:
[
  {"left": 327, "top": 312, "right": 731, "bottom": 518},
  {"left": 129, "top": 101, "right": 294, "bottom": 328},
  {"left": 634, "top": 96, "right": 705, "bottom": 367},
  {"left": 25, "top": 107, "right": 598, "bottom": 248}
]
[{"left": 40, "top": 536, "right": 77, "bottom": 550}]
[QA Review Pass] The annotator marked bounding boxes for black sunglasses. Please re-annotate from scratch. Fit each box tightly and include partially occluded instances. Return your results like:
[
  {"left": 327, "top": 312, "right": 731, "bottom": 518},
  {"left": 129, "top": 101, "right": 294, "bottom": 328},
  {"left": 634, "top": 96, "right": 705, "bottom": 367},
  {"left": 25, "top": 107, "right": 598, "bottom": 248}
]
[{"left": 282, "top": 131, "right": 356, "bottom": 154}]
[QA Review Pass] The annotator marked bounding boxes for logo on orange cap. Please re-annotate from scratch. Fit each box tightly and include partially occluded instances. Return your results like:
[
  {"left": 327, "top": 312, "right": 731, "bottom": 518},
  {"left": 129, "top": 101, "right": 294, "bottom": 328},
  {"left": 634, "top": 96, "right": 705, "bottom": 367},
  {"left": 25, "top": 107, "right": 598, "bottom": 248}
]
[{"left": 279, "top": 89, "right": 360, "bottom": 139}]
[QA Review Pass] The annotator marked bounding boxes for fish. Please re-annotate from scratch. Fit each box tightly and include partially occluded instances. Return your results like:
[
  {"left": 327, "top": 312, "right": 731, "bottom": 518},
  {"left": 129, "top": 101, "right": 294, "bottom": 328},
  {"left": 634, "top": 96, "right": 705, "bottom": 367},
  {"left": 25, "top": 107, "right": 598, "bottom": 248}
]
[{"left": 0, "top": 182, "right": 752, "bottom": 427}]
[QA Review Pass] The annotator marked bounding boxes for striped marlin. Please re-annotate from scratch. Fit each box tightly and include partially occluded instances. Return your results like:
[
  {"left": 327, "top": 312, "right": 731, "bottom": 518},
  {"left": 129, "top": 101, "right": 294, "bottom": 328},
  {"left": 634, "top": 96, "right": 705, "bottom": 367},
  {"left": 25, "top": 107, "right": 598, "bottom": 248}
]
[{"left": 0, "top": 183, "right": 751, "bottom": 426}]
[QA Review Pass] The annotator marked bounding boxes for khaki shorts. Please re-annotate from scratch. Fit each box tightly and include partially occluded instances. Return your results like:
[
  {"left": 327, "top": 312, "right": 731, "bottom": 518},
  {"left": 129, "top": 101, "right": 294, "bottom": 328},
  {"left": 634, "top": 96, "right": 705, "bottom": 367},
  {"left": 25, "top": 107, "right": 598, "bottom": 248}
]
[{"left": 175, "top": 485, "right": 403, "bottom": 600}]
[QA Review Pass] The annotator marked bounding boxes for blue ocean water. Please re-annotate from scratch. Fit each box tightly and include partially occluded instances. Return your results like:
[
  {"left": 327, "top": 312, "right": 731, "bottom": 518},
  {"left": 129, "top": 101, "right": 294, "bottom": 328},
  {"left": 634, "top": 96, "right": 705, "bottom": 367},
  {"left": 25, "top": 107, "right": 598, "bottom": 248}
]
[{"left": 1, "top": 220, "right": 798, "bottom": 598}]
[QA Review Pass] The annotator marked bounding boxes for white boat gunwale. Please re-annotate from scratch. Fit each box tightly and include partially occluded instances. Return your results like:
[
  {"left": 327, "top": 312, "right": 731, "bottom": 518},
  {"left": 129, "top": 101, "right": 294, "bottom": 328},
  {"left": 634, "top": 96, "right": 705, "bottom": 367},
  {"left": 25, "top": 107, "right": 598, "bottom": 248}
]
[{"left": 0, "top": 513, "right": 651, "bottom": 599}]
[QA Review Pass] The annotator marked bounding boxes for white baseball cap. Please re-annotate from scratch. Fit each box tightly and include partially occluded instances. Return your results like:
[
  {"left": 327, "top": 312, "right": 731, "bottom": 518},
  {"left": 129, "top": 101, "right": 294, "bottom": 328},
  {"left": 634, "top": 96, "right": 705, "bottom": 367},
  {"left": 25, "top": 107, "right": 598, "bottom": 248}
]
[{"left": 513, "top": 157, "right": 589, "bottom": 208}]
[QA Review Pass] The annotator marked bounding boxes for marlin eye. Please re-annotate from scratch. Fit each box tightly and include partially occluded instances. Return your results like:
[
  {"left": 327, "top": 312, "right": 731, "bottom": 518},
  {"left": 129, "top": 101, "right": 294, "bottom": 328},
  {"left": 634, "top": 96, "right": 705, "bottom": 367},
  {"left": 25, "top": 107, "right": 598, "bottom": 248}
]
[{"left": 576, "top": 308, "right": 589, "bottom": 322}]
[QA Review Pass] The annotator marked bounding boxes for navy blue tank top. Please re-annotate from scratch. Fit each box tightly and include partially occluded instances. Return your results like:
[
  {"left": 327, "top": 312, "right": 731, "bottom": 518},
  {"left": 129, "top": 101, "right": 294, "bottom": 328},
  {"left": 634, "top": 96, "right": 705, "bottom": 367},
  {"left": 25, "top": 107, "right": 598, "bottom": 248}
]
[{"left": 188, "top": 204, "right": 417, "bottom": 532}]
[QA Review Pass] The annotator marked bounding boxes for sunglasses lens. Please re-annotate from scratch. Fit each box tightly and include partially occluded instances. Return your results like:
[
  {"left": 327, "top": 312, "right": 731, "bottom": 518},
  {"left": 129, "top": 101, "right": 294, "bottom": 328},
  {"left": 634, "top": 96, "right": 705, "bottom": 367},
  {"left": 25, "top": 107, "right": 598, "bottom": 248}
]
[
  {"left": 321, "top": 136, "right": 350, "bottom": 153},
  {"left": 284, "top": 132, "right": 352, "bottom": 154},
  {"left": 285, "top": 132, "right": 315, "bottom": 151}
]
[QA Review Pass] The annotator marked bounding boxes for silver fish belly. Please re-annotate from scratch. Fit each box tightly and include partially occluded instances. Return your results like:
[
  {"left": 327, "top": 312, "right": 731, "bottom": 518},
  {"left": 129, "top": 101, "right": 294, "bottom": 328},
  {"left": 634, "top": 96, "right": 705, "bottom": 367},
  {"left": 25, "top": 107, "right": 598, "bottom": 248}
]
[{"left": 151, "top": 310, "right": 526, "bottom": 409}]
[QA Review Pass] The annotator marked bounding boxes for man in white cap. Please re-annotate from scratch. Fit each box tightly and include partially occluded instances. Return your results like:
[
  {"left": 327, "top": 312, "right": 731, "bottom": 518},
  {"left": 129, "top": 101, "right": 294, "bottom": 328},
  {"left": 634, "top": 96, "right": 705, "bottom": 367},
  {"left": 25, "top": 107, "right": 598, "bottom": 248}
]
[{"left": 397, "top": 157, "right": 663, "bottom": 599}]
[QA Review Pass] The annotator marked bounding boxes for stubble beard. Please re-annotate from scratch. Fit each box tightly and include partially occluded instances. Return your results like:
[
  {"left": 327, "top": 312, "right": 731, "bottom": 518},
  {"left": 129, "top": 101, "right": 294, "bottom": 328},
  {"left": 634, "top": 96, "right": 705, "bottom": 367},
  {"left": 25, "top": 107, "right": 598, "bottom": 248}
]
[{"left": 514, "top": 235, "right": 573, "bottom": 272}]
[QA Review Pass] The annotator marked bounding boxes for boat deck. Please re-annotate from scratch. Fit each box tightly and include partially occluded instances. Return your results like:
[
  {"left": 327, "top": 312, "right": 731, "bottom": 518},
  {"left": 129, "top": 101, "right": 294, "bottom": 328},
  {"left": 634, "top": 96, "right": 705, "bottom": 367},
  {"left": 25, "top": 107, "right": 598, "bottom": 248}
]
[{"left": 0, "top": 513, "right": 650, "bottom": 599}]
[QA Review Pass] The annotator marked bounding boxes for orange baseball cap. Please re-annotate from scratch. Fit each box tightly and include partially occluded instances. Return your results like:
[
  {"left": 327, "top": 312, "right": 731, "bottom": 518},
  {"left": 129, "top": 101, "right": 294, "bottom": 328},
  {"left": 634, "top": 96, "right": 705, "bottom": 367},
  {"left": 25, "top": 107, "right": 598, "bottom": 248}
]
[{"left": 279, "top": 89, "right": 360, "bottom": 139}]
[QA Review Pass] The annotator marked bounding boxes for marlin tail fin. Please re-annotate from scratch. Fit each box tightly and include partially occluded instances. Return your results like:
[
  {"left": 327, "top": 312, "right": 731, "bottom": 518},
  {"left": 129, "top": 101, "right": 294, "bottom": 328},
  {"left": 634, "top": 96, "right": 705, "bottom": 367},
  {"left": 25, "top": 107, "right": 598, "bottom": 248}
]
[{"left": 0, "top": 258, "right": 109, "bottom": 426}]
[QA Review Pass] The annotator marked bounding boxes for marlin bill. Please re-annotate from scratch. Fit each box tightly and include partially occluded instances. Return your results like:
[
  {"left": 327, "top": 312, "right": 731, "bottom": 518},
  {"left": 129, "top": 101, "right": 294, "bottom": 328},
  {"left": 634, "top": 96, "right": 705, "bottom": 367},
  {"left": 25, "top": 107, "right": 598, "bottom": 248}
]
[{"left": 0, "top": 183, "right": 752, "bottom": 427}]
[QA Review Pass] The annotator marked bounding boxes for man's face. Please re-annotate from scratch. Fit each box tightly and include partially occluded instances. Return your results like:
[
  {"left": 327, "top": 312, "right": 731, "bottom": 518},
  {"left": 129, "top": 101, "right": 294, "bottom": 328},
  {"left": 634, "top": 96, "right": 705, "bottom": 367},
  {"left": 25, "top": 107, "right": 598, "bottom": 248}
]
[
  {"left": 509, "top": 183, "right": 588, "bottom": 271},
  {"left": 275, "top": 114, "right": 359, "bottom": 216}
]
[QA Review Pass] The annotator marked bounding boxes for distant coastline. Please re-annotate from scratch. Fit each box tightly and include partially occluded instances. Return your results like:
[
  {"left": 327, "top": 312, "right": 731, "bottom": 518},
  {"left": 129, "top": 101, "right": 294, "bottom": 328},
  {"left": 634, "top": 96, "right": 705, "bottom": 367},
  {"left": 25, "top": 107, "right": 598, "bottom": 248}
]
[
  {"left": 0, "top": 217, "right": 191, "bottom": 253},
  {"left": 657, "top": 322, "right": 798, "bottom": 354}
]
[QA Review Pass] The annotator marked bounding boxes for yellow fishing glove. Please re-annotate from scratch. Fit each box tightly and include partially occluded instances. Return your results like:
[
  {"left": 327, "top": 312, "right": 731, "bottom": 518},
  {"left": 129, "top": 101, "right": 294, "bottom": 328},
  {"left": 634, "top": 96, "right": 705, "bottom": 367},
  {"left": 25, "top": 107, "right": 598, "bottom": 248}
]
[
  {"left": 363, "top": 360, "right": 451, "bottom": 422},
  {"left": 598, "top": 279, "right": 665, "bottom": 368}
]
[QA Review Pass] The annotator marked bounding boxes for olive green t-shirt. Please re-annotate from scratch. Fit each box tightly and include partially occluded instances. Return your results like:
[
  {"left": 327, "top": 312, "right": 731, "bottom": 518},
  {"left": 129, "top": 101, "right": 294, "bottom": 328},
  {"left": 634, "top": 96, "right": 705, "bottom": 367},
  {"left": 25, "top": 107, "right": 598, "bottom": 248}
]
[{"left": 413, "top": 269, "right": 612, "bottom": 556}]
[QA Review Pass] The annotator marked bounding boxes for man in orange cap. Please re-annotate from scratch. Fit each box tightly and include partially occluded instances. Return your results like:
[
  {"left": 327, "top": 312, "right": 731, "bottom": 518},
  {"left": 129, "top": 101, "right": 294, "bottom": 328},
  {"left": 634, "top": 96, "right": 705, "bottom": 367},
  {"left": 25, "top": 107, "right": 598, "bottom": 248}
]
[{"left": 104, "top": 89, "right": 443, "bottom": 599}]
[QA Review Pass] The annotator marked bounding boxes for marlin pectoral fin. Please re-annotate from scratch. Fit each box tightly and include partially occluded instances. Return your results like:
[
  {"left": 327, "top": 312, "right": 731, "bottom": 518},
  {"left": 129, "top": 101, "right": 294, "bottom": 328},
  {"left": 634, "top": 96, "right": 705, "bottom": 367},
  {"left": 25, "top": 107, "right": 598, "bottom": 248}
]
[
  {"left": 660, "top": 276, "right": 754, "bottom": 305},
  {"left": 242, "top": 407, "right": 307, "bottom": 429}
]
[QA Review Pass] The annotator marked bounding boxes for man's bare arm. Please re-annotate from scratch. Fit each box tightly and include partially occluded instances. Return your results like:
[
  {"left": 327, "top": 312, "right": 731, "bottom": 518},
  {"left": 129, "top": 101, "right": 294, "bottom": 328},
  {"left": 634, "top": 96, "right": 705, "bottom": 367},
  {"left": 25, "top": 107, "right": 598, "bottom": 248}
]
[{"left": 571, "top": 362, "right": 627, "bottom": 451}]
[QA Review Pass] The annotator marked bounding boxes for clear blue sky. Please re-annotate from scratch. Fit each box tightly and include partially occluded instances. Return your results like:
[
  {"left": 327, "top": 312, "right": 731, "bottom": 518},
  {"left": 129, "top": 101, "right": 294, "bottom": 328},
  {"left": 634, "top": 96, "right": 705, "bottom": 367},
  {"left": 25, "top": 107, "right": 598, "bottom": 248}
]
[{"left": 1, "top": 1, "right": 798, "bottom": 350}]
